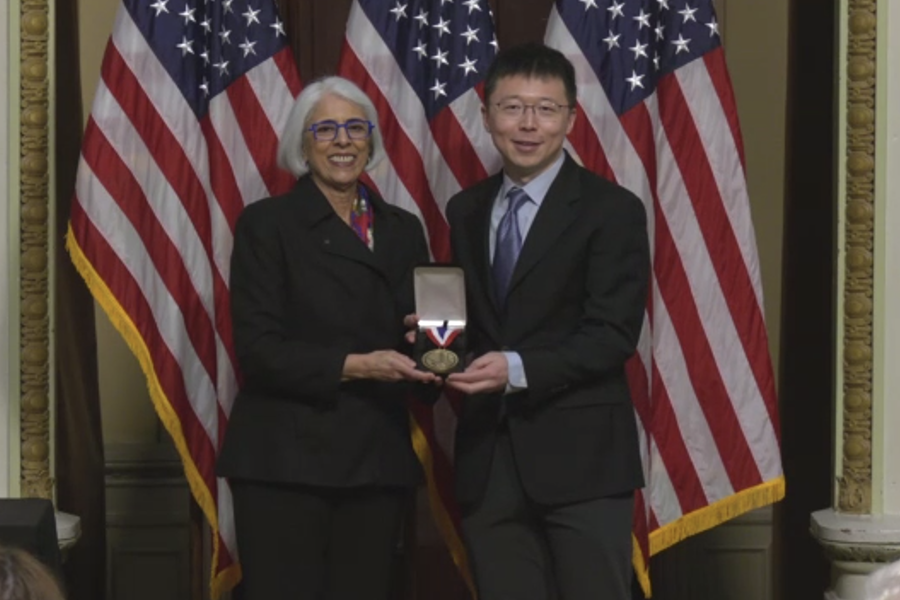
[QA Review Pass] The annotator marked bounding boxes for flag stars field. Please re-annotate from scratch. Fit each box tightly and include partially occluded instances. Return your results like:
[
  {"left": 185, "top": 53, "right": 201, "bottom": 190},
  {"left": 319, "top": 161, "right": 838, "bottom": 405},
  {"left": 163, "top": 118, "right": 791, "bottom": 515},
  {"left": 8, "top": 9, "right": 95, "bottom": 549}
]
[
  {"left": 604, "top": 30, "right": 621, "bottom": 50},
  {"left": 461, "top": 25, "right": 479, "bottom": 45},
  {"left": 608, "top": 1, "right": 625, "bottom": 18},
  {"left": 634, "top": 8, "right": 651, "bottom": 28},
  {"left": 672, "top": 33, "right": 691, "bottom": 54},
  {"left": 626, "top": 69, "right": 644, "bottom": 90},
  {"left": 179, "top": 5, "right": 196, "bottom": 24},
  {"left": 150, "top": 0, "right": 168, "bottom": 15},
  {"left": 239, "top": 37, "right": 257, "bottom": 57},
  {"left": 462, "top": 0, "right": 481, "bottom": 14},
  {"left": 630, "top": 39, "right": 648, "bottom": 59},
  {"left": 390, "top": 2, "right": 408, "bottom": 20},
  {"left": 243, "top": 6, "right": 261, "bottom": 26},
  {"left": 139, "top": 0, "right": 294, "bottom": 106},
  {"left": 368, "top": 0, "right": 496, "bottom": 116},
  {"left": 561, "top": 0, "right": 728, "bottom": 114},
  {"left": 177, "top": 36, "right": 194, "bottom": 55},
  {"left": 679, "top": 2, "right": 698, "bottom": 22},
  {"left": 433, "top": 16, "right": 452, "bottom": 36},
  {"left": 459, "top": 55, "right": 478, "bottom": 75}
]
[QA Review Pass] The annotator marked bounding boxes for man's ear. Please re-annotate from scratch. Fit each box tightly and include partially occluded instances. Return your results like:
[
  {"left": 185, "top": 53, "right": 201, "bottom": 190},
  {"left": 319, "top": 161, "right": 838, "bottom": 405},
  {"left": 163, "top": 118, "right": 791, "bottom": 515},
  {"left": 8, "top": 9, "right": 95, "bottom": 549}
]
[
  {"left": 565, "top": 107, "right": 576, "bottom": 136},
  {"left": 481, "top": 104, "right": 490, "bottom": 132}
]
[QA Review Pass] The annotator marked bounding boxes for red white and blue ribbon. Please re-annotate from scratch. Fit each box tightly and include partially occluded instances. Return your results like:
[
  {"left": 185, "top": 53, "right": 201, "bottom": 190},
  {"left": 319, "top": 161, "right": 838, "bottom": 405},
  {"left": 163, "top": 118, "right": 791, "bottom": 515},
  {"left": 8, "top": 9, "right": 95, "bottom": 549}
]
[{"left": 421, "top": 321, "right": 463, "bottom": 348}]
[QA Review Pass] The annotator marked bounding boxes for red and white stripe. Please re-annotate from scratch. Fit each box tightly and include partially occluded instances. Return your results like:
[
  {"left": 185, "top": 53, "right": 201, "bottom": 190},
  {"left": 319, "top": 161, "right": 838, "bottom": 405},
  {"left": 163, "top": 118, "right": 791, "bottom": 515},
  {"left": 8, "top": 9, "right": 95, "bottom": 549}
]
[{"left": 69, "top": 5, "right": 301, "bottom": 597}]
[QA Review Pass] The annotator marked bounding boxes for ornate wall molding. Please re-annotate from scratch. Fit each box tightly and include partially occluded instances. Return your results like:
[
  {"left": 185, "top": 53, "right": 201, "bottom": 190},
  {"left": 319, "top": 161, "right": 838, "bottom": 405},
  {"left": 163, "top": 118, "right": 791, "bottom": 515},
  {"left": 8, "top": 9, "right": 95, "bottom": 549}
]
[
  {"left": 18, "top": 0, "right": 51, "bottom": 499},
  {"left": 818, "top": 541, "right": 900, "bottom": 565},
  {"left": 839, "top": 0, "right": 877, "bottom": 513}
]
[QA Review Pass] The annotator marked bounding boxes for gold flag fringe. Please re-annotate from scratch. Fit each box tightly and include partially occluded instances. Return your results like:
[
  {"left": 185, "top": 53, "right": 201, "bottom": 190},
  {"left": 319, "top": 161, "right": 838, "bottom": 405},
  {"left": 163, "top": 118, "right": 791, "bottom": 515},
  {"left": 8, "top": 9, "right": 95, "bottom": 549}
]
[
  {"left": 410, "top": 418, "right": 477, "bottom": 597},
  {"left": 66, "top": 225, "right": 241, "bottom": 600},
  {"left": 633, "top": 476, "right": 786, "bottom": 597}
]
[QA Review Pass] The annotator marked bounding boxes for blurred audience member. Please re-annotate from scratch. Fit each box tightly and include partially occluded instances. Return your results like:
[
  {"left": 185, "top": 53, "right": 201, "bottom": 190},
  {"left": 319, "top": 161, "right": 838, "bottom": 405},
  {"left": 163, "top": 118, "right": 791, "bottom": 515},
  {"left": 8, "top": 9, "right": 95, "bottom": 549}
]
[{"left": 0, "top": 545, "right": 65, "bottom": 600}]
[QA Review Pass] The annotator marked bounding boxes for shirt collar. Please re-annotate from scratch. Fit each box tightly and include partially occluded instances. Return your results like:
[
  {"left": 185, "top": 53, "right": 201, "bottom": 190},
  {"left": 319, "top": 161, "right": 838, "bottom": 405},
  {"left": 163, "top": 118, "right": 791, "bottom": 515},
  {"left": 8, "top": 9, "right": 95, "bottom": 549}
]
[{"left": 500, "top": 151, "right": 566, "bottom": 207}]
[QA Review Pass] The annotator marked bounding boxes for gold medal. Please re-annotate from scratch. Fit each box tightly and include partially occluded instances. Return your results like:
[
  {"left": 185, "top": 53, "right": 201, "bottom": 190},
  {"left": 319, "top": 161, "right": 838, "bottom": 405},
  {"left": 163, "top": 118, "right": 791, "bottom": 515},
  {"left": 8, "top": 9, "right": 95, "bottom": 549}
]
[{"left": 421, "top": 348, "right": 460, "bottom": 374}]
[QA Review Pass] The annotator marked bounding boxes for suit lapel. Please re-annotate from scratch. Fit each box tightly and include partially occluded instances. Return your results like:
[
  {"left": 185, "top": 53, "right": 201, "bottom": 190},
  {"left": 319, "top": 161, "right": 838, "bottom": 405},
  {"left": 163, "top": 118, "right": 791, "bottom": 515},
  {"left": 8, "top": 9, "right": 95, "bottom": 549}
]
[
  {"left": 369, "top": 192, "right": 397, "bottom": 277},
  {"left": 462, "top": 176, "right": 503, "bottom": 342},
  {"left": 319, "top": 218, "right": 382, "bottom": 272},
  {"left": 289, "top": 177, "right": 385, "bottom": 277},
  {"left": 507, "top": 157, "right": 581, "bottom": 297}
]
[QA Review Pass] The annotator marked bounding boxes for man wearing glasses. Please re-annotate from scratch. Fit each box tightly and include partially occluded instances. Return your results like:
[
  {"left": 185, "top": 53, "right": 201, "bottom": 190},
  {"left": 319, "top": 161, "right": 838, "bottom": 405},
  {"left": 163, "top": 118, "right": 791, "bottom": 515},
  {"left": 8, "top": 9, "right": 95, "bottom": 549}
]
[{"left": 444, "top": 42, "right": 651, "bottom": 600}]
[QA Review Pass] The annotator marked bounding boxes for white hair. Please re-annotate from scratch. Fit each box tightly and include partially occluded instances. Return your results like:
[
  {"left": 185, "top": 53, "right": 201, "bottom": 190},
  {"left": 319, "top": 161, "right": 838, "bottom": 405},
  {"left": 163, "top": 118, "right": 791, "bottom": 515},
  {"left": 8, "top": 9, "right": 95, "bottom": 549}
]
[{"left": 276, "top": 76, "right": 386, "bottom": 178}]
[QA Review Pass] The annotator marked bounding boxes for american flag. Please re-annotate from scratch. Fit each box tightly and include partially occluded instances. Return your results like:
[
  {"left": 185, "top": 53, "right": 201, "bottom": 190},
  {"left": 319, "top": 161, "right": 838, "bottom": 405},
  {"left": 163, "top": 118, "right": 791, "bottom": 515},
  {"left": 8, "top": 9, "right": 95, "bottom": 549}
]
[
  {"left": 545, "top": 0, "right": 784, "bottom": 593},
  {"left": 66, "top": 0, "right": 301, "bottom": 594},
  {"left": 337, "top": 0, "right": 501, "bottom": 590}
]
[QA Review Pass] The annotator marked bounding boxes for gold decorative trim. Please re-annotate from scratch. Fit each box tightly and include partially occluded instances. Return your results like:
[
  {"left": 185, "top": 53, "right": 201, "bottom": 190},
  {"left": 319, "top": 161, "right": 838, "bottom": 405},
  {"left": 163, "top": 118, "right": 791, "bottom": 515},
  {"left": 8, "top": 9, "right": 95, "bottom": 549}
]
[
  {"left": 18, "top": 0, "right": 52, "bottom": 499},
  {"left": 839, "top": 0, "right": 876, "bottom": 513}
]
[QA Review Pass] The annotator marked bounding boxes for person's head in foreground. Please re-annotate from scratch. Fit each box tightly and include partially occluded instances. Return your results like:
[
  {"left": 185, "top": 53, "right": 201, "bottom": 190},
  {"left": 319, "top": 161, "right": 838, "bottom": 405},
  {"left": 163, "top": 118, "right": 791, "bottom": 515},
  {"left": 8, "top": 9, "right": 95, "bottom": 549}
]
[{"left": 0, "top": 545, "right": 64, "bottom": 600}]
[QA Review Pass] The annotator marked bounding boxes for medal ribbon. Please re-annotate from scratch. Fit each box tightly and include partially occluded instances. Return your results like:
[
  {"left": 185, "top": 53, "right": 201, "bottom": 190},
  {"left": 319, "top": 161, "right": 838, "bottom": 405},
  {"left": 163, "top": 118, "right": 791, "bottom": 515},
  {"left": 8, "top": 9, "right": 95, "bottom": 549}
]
[{"left": 424, "top": 323, "right": 462, "bottom": 348}]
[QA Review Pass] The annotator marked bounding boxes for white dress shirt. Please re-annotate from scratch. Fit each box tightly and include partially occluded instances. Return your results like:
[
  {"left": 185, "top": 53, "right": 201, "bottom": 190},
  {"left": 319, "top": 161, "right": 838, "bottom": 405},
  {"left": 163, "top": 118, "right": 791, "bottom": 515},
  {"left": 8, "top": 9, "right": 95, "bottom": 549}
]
[{"left": 489, "top": 152, "right": 566, "bottom": 392}]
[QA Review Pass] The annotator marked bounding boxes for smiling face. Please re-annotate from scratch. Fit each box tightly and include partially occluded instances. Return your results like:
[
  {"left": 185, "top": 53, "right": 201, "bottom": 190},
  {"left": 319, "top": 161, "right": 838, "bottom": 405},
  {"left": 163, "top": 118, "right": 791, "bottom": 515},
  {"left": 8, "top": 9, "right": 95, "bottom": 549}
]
[
  {"left": 303, "top": 93, "right": 371, "bottom": 195},
  {"left": 482, "top": 74, "right": 576, "bottom": 185}
]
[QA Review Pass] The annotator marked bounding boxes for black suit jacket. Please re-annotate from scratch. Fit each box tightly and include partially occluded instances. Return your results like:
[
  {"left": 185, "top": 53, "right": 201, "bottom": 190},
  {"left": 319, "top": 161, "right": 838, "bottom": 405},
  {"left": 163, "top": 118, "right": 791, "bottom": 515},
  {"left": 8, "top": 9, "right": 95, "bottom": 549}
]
[
  {"left": 446, "top": 155, "right": 650, "bottom": 508},
  {"left": 217, "top": 175, "right": 429, "bottom": 489}
]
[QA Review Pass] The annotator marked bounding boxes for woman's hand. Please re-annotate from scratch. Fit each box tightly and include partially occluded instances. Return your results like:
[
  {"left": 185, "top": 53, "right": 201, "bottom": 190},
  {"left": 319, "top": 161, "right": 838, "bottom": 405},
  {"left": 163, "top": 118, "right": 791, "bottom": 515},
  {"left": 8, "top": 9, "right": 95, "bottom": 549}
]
[
  {"left": 343, "top": 350, "right": 439, "bottom": 383},
  {"left": 403, "top": 313, "right": 419, "bottom": 345}
]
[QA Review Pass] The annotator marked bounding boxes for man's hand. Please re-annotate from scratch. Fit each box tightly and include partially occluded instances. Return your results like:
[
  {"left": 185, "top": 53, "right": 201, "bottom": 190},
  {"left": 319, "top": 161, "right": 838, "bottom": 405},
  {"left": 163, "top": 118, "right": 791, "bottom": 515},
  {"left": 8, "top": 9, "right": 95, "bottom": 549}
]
[
  {"left": 343, "top": 350, "right": 438, "bottom": 383},
  {"left": 446, "top": 352, "right": 508, "bottom": 394},
  {"left": 403, "top": 313, "right": 419, "bottom": 345}
]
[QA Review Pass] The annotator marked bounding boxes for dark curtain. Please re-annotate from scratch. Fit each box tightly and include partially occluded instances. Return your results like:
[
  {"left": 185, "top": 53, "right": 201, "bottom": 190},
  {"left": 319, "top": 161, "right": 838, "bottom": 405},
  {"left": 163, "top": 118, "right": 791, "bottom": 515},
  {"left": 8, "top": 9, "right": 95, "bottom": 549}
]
[
  {"left": 54, "top": 0, "right": 107, "bottom": 597},
  {"left": 773, "top": 0, "right": 837, "bottom": 599}
]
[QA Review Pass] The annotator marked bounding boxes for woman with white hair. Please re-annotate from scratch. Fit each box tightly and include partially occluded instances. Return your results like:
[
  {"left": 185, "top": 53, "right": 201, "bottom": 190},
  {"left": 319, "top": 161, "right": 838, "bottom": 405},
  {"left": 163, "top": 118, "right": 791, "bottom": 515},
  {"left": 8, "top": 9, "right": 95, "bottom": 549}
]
[{"left": 217, "top": 76, "right": 437, "bottom": 600}]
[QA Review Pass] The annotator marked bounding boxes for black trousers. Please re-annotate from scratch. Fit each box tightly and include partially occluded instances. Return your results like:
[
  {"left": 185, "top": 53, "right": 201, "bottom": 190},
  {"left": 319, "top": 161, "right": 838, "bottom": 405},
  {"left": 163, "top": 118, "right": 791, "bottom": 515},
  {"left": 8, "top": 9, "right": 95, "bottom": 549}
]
[
  {"left": 461, "top": 432, "right": 634, "bottom": 600},
  {"left": 231, "top": 479, "right": 407, "bottom": 600}
]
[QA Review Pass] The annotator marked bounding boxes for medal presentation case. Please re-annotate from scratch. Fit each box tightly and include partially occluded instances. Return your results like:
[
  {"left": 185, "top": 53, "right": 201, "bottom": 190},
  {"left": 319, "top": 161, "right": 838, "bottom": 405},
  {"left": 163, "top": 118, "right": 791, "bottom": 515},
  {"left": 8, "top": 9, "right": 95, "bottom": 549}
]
[{"left": 413, "top": 265, "right": 466, "bottom": 375}]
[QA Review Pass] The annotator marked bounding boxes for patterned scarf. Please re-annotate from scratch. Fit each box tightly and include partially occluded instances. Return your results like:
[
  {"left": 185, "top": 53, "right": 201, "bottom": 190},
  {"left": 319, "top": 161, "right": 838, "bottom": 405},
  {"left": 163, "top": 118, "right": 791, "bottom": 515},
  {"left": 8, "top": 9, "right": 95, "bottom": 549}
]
[{"left": 350, "top": 184, "right": 374, "bottom": 250}]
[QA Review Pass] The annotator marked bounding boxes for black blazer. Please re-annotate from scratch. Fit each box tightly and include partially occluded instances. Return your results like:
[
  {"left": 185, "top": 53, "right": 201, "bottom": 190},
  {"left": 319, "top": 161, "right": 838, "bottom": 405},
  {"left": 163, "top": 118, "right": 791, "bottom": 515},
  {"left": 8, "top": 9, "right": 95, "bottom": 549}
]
[
  {"left": 446, "top": 155, "right": 650, "bottom": 508},
  {"left": 217, "top": 175, "right": 430, "bottom": 489}
]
